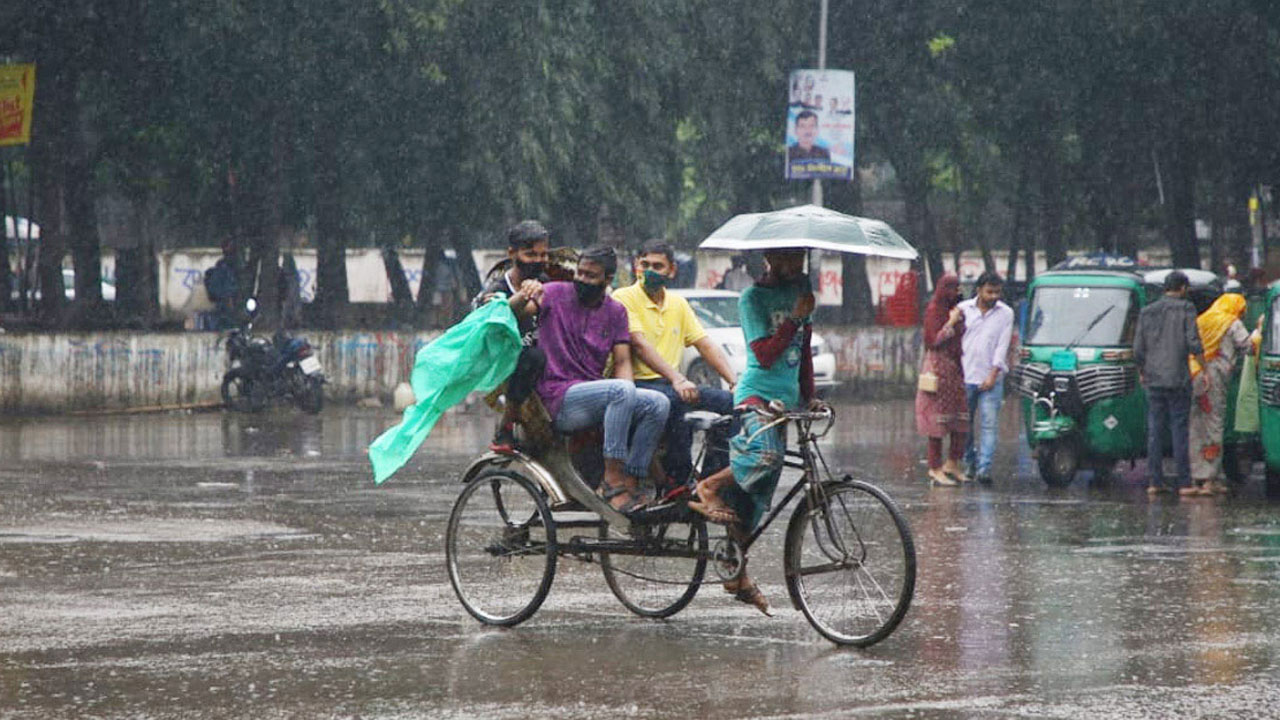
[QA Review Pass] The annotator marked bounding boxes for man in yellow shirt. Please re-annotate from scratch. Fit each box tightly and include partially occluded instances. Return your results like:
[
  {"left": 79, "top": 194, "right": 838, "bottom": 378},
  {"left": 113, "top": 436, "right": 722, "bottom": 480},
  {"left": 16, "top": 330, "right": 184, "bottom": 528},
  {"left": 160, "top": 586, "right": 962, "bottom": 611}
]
[{"left": 615, "top": 241, "right": 738, "bottom": 495}]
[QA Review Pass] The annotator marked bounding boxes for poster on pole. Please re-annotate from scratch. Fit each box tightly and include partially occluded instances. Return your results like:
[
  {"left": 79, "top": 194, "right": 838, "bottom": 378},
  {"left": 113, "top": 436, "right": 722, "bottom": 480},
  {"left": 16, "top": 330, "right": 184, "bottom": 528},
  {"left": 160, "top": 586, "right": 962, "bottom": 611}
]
[
  {"left": 785, "top": 69, "right": 854, "bottom": 181},
  {"left": 0, "top": 64, "right": 36, "bottom": 147}
]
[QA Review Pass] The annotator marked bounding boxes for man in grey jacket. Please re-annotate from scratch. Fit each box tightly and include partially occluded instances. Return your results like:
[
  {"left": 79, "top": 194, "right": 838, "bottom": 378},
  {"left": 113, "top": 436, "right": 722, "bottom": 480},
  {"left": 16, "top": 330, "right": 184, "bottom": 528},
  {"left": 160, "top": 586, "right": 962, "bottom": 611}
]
[{"left": 1133, "top": 270, "right": 1206, "bottom": 496}]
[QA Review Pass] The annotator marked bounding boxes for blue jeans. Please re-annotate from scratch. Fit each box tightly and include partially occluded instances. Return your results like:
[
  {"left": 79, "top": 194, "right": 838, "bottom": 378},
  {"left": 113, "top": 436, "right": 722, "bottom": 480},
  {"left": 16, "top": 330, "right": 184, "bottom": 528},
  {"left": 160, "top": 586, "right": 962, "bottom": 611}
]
[
  {"left": 635, "top": 379, "right": 736, "bottom": 483},
  {"left": 1145, "top": 385, "right": 1192, "bottom": 489},
  {"left": 965, "top": 376, "right": 1004, "bottom": 476},
  {"left": 554, "top": 380, "right": 670, "bottom": 479}
]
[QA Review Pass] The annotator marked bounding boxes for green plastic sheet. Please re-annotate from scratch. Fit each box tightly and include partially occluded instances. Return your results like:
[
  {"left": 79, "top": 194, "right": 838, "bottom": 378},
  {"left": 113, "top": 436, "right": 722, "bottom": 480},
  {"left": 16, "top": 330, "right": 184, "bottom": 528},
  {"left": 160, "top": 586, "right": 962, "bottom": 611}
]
[
  {"left": 1235, "top": 353, "right": 1260, "bottom": 434},
  {"left": 369, "top": 299, "right": 521, "bottom": 484}
]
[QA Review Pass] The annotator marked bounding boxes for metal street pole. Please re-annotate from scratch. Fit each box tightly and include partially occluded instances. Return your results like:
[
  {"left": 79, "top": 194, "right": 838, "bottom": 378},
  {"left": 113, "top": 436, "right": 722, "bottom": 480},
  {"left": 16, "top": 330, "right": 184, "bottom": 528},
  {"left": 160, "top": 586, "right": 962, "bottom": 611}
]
[{"left": 811, "top": 0, "right": 828, "bottom": 208}]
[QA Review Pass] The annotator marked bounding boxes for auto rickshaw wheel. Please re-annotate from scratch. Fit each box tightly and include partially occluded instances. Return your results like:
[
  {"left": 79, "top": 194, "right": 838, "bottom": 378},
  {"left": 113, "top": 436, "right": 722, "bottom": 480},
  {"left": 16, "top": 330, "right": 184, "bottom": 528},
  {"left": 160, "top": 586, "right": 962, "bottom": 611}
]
[{"left": 1037, "top": 439, "right": 1079, "bottom": 488}]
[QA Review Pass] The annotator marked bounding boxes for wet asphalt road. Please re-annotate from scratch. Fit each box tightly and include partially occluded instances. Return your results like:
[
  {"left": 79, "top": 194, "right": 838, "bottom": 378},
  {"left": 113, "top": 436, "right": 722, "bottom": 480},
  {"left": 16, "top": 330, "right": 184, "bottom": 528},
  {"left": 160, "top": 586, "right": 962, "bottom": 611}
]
[{"left": 2, "top": 400, "right": 1280, "bottom": 719}]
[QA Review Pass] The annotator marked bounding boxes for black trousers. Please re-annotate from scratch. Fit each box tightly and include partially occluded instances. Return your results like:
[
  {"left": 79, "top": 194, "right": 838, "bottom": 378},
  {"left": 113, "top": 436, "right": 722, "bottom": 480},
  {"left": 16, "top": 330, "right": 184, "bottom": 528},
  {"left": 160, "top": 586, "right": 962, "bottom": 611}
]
[{"left": 507, "top": 345, "right": 546, "bottom": 405}]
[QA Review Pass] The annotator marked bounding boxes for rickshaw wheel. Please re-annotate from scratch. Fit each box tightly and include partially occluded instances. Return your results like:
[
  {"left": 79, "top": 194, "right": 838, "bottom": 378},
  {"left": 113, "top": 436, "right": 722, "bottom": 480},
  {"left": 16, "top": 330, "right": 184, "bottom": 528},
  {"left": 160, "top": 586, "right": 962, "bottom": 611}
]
[
  {"left": 784, "top": 480, "right": 916, "bottom": 647},
  {"left": 599, "top": 516, "right": 707, "bottom": 619},
  {"left": 1037, "top": 440, "right": 1079, "bottom": 488},
  {"left": 446, "top": 470, "right": 557, "bottom": 627}
]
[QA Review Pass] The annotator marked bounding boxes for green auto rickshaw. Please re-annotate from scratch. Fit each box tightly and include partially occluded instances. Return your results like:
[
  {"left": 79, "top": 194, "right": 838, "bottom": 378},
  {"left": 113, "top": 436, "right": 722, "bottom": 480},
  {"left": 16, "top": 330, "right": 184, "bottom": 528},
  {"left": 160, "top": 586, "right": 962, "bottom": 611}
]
[
  {"left": 1255, "top": 280, "right": 1280, "bottom": 496},
  {"left": 1013, "top": 269, "right": 1148, "bottom": 486}
]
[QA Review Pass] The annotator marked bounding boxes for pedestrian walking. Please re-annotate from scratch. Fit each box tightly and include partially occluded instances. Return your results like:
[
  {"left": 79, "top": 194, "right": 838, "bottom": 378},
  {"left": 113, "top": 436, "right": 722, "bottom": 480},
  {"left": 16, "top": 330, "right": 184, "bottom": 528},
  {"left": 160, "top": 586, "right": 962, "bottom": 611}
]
[
  {"left": 1133, "top": 270, "right": 1206, "bottom": 497},
  {"left": 959, "top": 271, "right": 1014, "bottom": 484},
  {"left": 1188, "top": 293, "right": 1250, "bottom": 495},
  {"left": 915, "top": 273, "right": 969, "bottom": 486}
]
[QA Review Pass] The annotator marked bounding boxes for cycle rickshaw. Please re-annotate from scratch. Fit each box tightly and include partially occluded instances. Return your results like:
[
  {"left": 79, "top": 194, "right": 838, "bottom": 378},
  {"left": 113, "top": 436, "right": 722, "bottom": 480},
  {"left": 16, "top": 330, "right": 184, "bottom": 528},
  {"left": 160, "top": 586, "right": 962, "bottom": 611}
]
[{"left": 444, "top": 403, "right": 917, "bottom": 647}]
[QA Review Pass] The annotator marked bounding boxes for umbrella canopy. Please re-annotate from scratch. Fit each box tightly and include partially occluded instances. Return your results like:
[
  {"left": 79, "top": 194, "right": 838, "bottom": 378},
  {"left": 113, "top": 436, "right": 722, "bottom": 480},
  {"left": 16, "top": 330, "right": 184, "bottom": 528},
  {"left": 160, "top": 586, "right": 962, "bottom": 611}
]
[{"left": 699, "top": 204, "right": 917, "bottom": 260}]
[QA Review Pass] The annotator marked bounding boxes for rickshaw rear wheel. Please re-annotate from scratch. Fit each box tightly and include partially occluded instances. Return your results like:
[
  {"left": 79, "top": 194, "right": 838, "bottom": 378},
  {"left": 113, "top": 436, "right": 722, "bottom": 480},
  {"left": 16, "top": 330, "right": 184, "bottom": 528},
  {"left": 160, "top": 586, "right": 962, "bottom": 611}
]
[
  {"left": 446, "top": 470, "right": 557, "bottom": 627},
  {"left": 599, "top": 516, "right": 708, "bottom": 618},
  {"left": 1037, "top": 439, "right": 1079, "bottom": 488}
]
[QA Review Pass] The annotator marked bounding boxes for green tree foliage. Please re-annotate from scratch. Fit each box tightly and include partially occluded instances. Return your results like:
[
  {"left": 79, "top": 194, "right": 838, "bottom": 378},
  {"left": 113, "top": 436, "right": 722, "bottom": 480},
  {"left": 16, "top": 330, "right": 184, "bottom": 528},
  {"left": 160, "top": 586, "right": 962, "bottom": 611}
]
[{"left": 4, "top": 1, "right": 1280, "bottom": 330}]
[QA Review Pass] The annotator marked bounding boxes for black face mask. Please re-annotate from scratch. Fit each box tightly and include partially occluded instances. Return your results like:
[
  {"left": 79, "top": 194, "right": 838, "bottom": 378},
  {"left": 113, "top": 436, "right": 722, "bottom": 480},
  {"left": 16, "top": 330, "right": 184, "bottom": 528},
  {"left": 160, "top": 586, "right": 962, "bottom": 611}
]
[
  {"left": 515, "top": 260, "right": 545, "bottom": 279},
  {"left": 574, "top": 280, "right": 605, "bottom": 304}
]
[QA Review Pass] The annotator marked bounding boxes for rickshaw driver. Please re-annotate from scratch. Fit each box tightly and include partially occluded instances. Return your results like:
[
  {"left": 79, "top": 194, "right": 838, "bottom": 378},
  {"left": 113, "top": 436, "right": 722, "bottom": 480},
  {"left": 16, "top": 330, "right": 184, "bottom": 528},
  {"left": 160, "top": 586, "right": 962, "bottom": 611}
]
[
  {"left": 614, "top": 241, "right": 738, "bottom": 497},
  {"left": 534, "top": 245, "right": 671, "bottom": 514},
  {"left": 686, "top": 248, "right": 828, "bottom": 616}
]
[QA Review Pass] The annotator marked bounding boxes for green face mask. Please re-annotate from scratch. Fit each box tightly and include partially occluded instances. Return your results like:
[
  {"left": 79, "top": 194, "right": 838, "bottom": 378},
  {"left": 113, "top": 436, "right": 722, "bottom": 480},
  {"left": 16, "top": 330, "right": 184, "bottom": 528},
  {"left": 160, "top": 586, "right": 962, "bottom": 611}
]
[{"left": 642, "top": 269, "right": 668, "bottom": 290}]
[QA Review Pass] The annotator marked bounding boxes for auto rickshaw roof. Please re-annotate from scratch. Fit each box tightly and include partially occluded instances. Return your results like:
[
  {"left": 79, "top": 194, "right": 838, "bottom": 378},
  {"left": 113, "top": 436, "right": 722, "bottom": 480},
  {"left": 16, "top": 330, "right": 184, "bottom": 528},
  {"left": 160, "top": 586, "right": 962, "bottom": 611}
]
[{"left": 1029, "top": 269, "right": 1145, "bottom": 287}]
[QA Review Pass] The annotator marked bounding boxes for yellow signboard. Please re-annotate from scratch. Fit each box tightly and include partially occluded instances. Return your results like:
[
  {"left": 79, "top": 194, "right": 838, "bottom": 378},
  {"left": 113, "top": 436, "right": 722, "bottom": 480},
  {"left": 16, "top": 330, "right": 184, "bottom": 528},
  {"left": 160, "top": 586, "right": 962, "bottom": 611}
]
[{"left": 0, "top": 63, "right": 36, "bottom": 147}]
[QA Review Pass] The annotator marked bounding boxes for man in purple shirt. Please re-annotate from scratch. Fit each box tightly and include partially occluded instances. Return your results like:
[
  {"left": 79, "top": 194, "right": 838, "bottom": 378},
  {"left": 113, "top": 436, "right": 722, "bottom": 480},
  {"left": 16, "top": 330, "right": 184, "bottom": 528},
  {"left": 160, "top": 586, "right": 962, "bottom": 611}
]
[
  {"left": 535, "top": 246, "right": 670, "bottom": 513},
  {"left": 959, "top": 271, "right": 1014, "bottom": 484}
]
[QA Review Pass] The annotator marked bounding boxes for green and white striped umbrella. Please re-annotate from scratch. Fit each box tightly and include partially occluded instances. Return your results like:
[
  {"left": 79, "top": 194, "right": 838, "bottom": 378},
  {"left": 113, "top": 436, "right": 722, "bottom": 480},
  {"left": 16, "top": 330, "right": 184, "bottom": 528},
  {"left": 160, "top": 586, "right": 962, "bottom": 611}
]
[{"left": 699, "top": 204, "right": 917, "bottom": 260}]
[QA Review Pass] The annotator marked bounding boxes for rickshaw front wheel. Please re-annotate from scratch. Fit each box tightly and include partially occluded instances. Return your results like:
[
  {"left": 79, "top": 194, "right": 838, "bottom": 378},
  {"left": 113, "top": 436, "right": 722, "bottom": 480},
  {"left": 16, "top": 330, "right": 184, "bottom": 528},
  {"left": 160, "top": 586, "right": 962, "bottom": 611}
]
[{"left": 784, "top": 480, "right": 916, "bottom": 647}]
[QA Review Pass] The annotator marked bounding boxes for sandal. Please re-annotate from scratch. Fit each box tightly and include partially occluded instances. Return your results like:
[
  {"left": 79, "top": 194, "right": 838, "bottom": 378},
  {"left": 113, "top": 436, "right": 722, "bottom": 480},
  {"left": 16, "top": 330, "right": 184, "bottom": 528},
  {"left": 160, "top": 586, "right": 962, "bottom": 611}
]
[
  {"left": 728, "top": 581, "right": 773, "bottom": 617},
  {"left": 597, "top": 481, "right": 647, "bottom": 515}
]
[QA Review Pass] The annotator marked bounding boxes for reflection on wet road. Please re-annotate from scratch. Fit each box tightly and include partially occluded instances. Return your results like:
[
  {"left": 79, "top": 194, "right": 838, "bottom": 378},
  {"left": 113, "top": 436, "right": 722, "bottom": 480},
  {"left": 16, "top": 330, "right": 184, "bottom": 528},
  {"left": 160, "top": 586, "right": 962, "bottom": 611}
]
[{"left": 2, "top": 402, "right": 1279, "bottom": 718}]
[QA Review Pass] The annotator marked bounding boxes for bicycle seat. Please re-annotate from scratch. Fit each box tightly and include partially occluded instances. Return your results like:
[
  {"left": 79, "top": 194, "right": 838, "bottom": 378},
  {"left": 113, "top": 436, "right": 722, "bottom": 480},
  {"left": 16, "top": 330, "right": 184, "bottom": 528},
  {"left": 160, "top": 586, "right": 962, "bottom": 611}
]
[{"left": 685, "top": 410, "right": 733, "bottom": 432}]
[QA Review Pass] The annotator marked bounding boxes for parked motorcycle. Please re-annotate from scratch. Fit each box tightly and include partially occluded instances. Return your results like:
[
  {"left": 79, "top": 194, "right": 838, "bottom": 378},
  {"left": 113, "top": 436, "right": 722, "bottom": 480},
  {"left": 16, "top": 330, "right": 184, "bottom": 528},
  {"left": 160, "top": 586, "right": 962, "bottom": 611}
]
[{"left": 221, "top": 298, "right": 325, "bottom": 414}]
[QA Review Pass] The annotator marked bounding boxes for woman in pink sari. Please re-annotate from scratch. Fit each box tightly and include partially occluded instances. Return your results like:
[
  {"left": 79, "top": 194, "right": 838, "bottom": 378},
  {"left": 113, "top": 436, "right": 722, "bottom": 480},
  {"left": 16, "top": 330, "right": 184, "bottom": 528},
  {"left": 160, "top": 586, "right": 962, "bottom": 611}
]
[{"left": 916, "top": 274, "right": 970, "bottom": 485}]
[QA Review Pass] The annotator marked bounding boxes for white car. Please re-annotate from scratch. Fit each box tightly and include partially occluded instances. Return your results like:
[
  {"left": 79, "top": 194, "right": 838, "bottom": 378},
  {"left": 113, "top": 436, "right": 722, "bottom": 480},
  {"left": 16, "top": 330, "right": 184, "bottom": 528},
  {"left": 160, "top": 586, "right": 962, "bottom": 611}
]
[
  {"left": 675, "top": 288, "right": 838, "bottom": 393},
  {"left": 9, "top": 268, "right": 116, "bottom": 302}
]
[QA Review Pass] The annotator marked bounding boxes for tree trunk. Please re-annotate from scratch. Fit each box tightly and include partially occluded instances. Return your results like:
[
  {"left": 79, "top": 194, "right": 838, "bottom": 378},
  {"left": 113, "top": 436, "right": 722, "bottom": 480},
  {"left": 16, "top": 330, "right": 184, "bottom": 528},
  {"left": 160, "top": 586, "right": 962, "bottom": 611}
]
[
  {"left": 32, "top": 65, "right": 71, "bottom": 325},
  {"left": 901, "top": 171, "right": 942, "bottom": 287},
  {"left": 1036, "top": 140, "right": 1067, "bottom": 268},
  {"left": 65, "top": 123, "right": 106, "bottom": 326},
  {"left": 450, "top": 232, "right": 484, "bottom": 301},
  {"left": 0, "top": 158, "right": 11, "bottom": 310},
  {"left": 312, "top": 123, "right": 349, "bottom": 329},
  {"left": 415, "top": 226, "right": 442, "bottom": 327},
  {"left": 830, "top": 171, "right": 873, "bottom": 324},
  {"left": 382, "top": 246, "right": 415, "bottom": 327},
  {"left": 248, "top": 113, "right": 285, "bottom": 330},
  {"left": 1161, "top": 144, "right": 1200, "bottom": 269},
  {"left": 1006, "top": 164, "right": 1028, "bottom": 281}
]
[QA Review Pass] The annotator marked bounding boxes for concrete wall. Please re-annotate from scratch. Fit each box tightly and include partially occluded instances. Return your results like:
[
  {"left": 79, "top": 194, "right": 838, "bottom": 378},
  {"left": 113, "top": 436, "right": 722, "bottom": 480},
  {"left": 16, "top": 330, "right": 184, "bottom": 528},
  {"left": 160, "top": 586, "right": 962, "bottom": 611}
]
[
  {"left": 0, "top": 331, "right": 437, "bottom": 413},
  {"left": 0, "top": 326, "right": 921, "bottom": 413}
]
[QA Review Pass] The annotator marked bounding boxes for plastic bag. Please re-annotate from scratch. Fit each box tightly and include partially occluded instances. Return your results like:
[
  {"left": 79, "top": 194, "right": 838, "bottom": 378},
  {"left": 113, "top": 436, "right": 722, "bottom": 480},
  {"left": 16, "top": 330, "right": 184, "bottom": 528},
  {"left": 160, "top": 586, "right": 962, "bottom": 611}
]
[
  {"left": 1234, "top": 353, "right": 1260, "bottom": 434},
  {"left": 369, "top": 298, "right": 521, "bottom": 484}
]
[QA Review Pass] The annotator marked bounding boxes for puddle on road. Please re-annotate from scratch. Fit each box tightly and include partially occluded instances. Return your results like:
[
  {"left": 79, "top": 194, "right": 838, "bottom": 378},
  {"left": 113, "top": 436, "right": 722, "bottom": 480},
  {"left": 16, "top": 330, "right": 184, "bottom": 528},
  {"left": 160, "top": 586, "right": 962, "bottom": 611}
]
[{"left": 0, "top": 518, "right": 311, "bottom": 544}]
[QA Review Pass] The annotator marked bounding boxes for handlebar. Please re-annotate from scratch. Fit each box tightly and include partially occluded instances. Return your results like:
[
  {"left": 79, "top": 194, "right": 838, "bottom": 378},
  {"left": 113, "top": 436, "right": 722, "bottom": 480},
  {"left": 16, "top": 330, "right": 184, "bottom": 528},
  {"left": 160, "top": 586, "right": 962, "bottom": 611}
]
[
  {"left": 746, "top": 401, "right": 834, "bottom": 423},
  {"left": 743, "top": 401, "right": 836, "bottom": 441}
]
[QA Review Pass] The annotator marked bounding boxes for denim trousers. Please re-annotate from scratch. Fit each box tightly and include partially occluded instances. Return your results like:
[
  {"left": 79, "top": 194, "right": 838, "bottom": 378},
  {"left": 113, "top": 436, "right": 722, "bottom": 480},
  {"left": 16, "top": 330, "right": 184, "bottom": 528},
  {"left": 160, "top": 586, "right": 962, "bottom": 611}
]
[
  {"left": 1145, "top": 384, "right": 1192, "bottom": 489},
  {"left": 554, "top": 379, "right": 670, "bottom": 479},
  {"left": 964, "top": 376, "right": 1004, "bottom": 476},
  {"left": 635, "top": 379, "right": 736, "bottom": 483}
]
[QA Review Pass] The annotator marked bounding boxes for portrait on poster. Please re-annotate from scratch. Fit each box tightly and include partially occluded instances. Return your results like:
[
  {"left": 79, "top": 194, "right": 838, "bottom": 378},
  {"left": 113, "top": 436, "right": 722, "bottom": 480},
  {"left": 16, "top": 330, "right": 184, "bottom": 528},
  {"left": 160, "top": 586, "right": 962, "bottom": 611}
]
[{"left": 785, "top": 69, "right": 854, "bottom": 181}]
